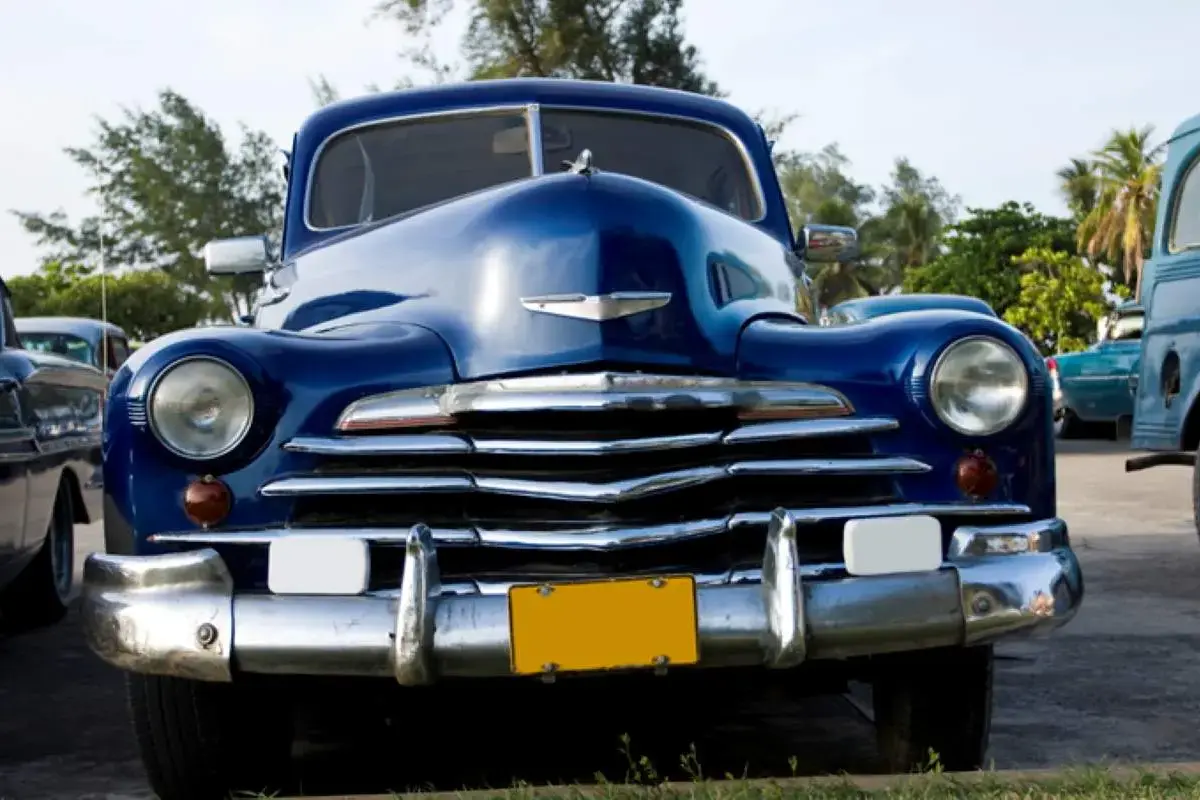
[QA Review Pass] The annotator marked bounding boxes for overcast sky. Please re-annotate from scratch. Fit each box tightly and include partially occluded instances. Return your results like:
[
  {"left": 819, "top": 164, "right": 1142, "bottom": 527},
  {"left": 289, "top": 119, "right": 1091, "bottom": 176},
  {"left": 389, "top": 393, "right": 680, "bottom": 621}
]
[{"left": 0, "top": 0, "right": 1193, "bottom": 278}]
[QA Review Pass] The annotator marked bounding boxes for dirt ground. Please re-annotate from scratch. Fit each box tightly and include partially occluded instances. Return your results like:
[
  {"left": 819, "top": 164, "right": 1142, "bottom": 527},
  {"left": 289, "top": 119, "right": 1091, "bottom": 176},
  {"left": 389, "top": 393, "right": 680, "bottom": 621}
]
[{"left": 2, "top": 439, "right": 1199, "bottom": 799}]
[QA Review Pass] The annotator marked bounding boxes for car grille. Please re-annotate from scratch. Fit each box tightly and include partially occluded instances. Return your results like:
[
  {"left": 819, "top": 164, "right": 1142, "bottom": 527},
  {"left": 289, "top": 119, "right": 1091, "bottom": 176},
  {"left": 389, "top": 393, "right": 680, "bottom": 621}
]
[{"left": 151, "top": 373, "right": 1031, "bottom": 590}]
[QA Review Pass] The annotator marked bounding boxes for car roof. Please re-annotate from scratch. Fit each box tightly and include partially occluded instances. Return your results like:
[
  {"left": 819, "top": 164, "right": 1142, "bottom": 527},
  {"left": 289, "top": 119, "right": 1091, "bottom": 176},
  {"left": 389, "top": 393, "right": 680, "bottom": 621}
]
[
  {"left": 1169, "top": 113, "right": 1200, "bottom": 143},
  {"left": 15, "top": 316, "right": 127, "bottom": 341},
  {"left": 301, "top": 78, "right": 761, "bottom": 145}
]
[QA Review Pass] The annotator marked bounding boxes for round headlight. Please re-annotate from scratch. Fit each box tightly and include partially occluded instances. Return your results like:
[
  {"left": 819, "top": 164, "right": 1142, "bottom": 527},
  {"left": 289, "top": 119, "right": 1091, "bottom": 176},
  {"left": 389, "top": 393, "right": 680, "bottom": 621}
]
[
  {"left": 930, "top": 336, "right": 1029, "bottom": 436},
  {"left": 148, "top": 357, "right": 254, "bottom": 459}
]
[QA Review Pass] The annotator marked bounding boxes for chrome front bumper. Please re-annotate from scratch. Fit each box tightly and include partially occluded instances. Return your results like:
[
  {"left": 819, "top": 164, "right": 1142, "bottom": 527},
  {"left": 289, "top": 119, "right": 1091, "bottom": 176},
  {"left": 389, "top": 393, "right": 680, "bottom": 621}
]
[{"left": 80, "top": 512, "right": 1083, "bottom": 684}]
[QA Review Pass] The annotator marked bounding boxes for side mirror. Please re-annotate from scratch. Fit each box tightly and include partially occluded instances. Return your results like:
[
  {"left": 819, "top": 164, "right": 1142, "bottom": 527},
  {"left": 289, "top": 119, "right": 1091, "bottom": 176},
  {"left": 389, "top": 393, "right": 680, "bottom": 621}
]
[
  {"left": 205, "top": 235, "right": 271, "bottom": 276},
  {"left": 800, "top": 224, "right": 859, "bottom": 264}
]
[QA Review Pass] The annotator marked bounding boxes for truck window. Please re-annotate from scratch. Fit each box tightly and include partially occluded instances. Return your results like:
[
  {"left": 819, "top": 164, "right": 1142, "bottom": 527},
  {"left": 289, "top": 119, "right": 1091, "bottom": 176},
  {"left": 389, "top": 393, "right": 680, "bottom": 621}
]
[{"left": 1170, "top": 157, "right": 1200, "bottom": 253}]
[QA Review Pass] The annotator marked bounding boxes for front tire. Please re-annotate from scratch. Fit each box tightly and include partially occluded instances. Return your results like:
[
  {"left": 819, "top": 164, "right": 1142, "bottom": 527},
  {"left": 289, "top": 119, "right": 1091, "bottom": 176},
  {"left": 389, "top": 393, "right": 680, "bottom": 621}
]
[
  {"left": 872, "top": 645, "right": 993, "bottom": 773},
  {"left": 127, "top": 674, "right": 294, "bottom": 800},
  {"left": 0, "top": 480, "right": 75, "bottom": 632}
]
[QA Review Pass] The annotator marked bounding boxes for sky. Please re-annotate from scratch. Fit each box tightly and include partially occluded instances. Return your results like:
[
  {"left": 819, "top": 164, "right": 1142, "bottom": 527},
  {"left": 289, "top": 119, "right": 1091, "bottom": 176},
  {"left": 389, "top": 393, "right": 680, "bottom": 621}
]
[{"left": 0, "top": 0, "right": 1195, "bottom": 279}]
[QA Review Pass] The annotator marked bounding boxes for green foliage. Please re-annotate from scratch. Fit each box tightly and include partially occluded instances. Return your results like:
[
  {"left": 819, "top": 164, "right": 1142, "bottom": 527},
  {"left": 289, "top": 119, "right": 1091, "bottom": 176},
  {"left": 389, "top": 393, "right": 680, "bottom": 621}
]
[
  {"left": 7, "top": 262, "right": 208, "bottom": 341},
  {"left": 1003, "top": 248, "right": 1109, "bottom": 355},
  {"left": 10, "top": 89, "right": 283, "bottom": 322},
  {"left": 373, "top": 0, "right": 721, "bottom": 94},
  {"left": 775, "top": 146, "right": 958, "bottom": 308},
  {"left": 904, "top": 202, "right": 1078, "bottom": 317}
]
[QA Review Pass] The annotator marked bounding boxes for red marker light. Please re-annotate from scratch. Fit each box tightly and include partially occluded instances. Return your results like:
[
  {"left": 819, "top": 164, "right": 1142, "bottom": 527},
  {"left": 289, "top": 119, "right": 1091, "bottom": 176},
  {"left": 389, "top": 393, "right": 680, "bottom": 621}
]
[{"left": 955, "top": 450, "right": 999, "bottom": 499}]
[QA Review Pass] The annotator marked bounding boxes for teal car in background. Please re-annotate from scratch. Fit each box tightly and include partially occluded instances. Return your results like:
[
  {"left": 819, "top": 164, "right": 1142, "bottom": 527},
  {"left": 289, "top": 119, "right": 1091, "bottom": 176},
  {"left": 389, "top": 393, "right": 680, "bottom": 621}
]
[
  {"left": 1049, "top": 302, "right": 1144, "bottom": 439},
  {"left": 821, "top": 293, "right": 997, "bottom": 325}
]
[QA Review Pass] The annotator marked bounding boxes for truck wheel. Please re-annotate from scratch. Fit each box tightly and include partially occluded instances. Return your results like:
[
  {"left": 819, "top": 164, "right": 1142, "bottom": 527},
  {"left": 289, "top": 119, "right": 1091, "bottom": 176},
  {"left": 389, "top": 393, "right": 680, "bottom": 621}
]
[
  {"left": 1054, "top": 408, "right": 1083, "bottom": 439},
  {"left": 0, "top": 480, "right": 75, "bottom": 632},
  {"left": 872, "top": 645, "right": 993, "bottom": 773},
  {"left": 1192, "top": 455, "right": 1200, "bottom": 544},
  {"left": 127, "top": 674, "right": 294, "bottom": 800}
]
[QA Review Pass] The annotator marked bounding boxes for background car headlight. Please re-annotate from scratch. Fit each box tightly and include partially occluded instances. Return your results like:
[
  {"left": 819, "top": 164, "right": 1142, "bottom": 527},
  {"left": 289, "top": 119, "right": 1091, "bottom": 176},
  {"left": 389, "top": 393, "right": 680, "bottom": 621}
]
[
  {"left": 930, "top": 336, "right": 1029, "bottom": 436},
  {"left": 149, "top": 357, "right": 254, "bottom": 459}
]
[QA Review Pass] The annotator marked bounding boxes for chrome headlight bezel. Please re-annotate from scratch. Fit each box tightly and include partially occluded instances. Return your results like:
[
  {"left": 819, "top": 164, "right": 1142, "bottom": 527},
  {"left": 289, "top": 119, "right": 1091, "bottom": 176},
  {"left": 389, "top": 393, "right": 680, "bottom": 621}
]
[
  {"left": 147, "top": 355, "right": 256, "bottom": 460},
  {"left": 929, "top": 335, "right": 1031, "bottom": 437}
]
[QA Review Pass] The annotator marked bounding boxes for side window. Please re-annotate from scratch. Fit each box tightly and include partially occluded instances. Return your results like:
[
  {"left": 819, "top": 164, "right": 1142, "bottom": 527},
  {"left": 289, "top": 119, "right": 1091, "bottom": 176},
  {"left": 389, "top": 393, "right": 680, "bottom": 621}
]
[
  {"left": 107, "top": 336, "right": 130, "bottom": 369},
  {"left": 1109, "top": 313, "right": 1144, "bottom": 342},
  {"left": 0, "top": 293, "right": 17, "bottom": 349},
  {"left": 1170, "top": 156, "right": 1200, "bottom": 253}
]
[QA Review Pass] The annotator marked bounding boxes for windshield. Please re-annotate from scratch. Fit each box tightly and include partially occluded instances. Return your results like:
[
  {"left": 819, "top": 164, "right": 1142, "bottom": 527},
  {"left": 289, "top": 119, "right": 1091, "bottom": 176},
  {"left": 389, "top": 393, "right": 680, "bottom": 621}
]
[
  {"left": 21, "top": 333, "right": 95, "bottom": 365},
  {"left": 1107, "top": 312, "right": 1144, "bottom": 342},
  {"left": 307, "top": 107, "right": 761, "bottom": 229}
]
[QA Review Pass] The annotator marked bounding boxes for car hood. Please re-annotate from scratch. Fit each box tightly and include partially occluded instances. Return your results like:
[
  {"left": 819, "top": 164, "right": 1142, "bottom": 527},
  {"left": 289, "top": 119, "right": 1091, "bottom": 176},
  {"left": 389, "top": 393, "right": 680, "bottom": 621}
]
[{"left": 261, "top": 171, "right": 802, "bottom": 380}]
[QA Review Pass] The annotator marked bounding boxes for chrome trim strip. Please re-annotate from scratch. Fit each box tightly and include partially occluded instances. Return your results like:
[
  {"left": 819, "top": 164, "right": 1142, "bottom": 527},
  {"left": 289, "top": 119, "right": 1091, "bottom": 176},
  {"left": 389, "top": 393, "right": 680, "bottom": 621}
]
[
  {"left": 148, "top": 501, "right": 1032, "bottom": 551},
  {"left": 285, "top": 416, "right": 897, "bottom": 458},
  {"left": 727, "top": 457, "right": 929, "bottom": 476},
  {"left": 302, "top": 102, "right": 768, "bottom": 234},
  {"left": 721, "top": 416, "right": 897, "bottom": 444},
  {"left": 258, "top": 456, "right": 930, "bottom": 501},
  {"left": 259, "top": 475, "right": 472, "bottom": 498},
  {"left": 519, "top": 291, "right": 672, "bottom": 321},
  {"left": 526, "top": 103, "right": 544, "bottom": 176},
  {"left": 284, "top": 434, "right": 474, "bottom": 455},
  {"left": 335, "top": 372, "right": 853, "bottom": 432}
]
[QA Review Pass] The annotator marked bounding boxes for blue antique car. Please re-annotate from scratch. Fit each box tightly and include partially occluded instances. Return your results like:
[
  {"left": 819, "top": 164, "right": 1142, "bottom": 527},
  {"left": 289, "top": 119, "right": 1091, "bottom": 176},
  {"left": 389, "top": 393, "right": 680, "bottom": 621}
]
[
  {"left": 1126, "top": 112, "right": 1200, "bottom": 529},
  {"left": 821, "top": 293, "right": 997, "bottom": 326},
  {"left": 16, "top": 316, "right": 132, "bottom": 379},
  {"left": 0, "top": 280, "right": 106, "bottom": 632},
  {"left": 80, "top": 79, "right": 1082, "bottom": 798},
  {"left": 1049, "top": 302, "right": 1144, "bottom": 439}
]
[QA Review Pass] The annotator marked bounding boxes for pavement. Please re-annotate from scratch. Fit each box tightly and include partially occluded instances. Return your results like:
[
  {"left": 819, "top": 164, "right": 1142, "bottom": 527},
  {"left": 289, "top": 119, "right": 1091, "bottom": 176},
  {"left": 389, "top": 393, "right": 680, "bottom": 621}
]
[{"left": 1, "top": 439, "right": 1199, "bottom": 799}]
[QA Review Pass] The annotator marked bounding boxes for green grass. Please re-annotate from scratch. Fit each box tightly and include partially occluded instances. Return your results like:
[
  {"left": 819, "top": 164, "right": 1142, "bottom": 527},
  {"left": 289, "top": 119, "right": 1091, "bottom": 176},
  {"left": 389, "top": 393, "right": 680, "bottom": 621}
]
[{"left": 249, "top": 742, "right": 1200, "bottom": 799}]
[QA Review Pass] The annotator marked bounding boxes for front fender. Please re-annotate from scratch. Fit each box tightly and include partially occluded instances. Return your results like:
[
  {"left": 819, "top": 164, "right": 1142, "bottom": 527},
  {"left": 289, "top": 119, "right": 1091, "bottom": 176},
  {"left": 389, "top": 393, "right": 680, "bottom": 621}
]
[
  {"left": 737, "top": 310, "right": 1054, "bottom": 519},
  {"left": 103, "top": 323, "right": 457, "bottom": 555}
]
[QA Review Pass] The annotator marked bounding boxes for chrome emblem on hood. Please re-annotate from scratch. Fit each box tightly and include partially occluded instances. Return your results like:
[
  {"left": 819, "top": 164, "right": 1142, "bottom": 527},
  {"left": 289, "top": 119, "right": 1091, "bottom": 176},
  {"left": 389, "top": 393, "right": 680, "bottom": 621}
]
[{"left": 520, "top": 291, "right": 671, "bottom": 322}]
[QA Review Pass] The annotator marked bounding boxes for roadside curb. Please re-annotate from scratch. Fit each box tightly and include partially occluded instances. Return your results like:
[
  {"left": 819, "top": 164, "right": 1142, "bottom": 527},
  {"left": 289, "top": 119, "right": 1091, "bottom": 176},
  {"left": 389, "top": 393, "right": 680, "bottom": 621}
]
[{"left": 281, "top": 761, "right": 1200, "bottom": 799}]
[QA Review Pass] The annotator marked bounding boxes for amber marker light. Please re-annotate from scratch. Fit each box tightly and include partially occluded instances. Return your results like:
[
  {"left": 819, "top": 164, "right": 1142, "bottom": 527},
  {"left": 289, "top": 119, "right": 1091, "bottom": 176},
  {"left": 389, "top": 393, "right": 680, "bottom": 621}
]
[
  {"left": 955, "top": 450, "right": 999, "bottom": 499},
  {"left": 184, "top": 475, "right": 233, "bottom": 528}
]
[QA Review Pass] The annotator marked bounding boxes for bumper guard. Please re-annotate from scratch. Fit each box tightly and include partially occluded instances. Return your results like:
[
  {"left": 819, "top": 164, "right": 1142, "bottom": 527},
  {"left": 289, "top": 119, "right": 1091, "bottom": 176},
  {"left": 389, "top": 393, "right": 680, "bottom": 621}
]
[{"left": 80, "top": 512, "right": 1083, "bottom": 684}]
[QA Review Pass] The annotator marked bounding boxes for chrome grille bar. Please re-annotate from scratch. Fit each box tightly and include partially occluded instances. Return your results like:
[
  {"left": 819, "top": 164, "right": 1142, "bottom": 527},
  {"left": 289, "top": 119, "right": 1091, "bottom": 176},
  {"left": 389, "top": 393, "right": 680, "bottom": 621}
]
[
  {"left": 283, "top": 416, "right": 900, "bottom": 458},
  {"left": 335, "top": 372, "right": 854, "bottom": 432},
  {"left": 259, "top": 456, "right": 931, "bottom": 501},
  {"left": 148, "top": 501, "right": 1032, "bottom": 551}
]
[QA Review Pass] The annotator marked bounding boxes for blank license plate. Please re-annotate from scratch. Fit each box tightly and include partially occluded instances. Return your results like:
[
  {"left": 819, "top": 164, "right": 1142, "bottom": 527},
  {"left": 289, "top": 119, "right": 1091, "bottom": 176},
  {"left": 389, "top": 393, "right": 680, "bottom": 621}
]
[
  {"left": 267, "top": 537, "right": 370, "bottom": 595},
  {"left": 508, "top": 576, "right": 699, "bottom": 676},
  {"left": 843, "top": 515, "right": 943, "bottom": 576}
]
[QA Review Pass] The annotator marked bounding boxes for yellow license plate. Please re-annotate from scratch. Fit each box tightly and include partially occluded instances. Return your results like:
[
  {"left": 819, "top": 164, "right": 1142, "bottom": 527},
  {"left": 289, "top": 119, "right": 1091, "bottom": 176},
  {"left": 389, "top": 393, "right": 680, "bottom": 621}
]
[{"left": 508, "top": 576, "right": 699, "bottom": 676}]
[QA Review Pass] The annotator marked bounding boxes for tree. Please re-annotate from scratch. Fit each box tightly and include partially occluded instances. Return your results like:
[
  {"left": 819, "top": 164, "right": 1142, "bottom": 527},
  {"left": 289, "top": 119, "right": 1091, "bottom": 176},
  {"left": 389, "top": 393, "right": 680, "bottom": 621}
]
[
  {"left": 903, "top": 202, "right": 1078, "bottom": 318},
  {"left": 373, "top": 0, "right": 720, "bottom": 94},
  {"left": 11, "top": 90, "right": 284, "bottom": 322},
  {"left": 1056, "top": 157, "right": 1099, "bottom": 221},
  {"left": 1003, "top": 247, "right": 1108, "bottom": 355},
  {"left": 1076, "top": 126, "right": 1165, "bottom": 301},
  {"left": 7, "top": 262, "right": 209, "bottom": 341},
  {"left": 874, "top": 158, "right": 960, "bottom": 282}
]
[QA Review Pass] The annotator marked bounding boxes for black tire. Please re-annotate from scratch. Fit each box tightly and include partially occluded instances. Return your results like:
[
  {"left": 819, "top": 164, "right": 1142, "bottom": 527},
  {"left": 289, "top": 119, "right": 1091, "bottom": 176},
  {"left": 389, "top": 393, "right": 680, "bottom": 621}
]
[
  {"left": 1191, "top": 454, "right": 1200, "bottom": 544},
  {"left": 1055, "top": 408, "right": 1083, "bottom": 439},
  {"left": 872, "top": 645, "right": 993, "bottom": 773},
  {"left": 0, "top": 479, "right": 75, "bottom": 632},
  {"left": 127, "top": 674, "right": 295, "bottom": 800}
]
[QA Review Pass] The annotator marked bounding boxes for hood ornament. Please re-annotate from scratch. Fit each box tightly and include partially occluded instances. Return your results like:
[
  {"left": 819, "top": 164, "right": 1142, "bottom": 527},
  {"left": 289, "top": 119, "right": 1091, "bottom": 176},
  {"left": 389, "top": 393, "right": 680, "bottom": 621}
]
[
  {"left": 520, "top": 291, "right": 671, "bottom": 322},
  {"left": 562, "top": 149, "right": 595, "bottom": 176}
]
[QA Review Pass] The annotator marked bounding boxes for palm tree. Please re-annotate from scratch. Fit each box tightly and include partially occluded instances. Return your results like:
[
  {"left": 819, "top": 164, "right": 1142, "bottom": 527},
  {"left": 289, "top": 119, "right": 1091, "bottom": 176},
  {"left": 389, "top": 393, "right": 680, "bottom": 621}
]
[
  {"left": 1056, "top": 158, "right": 1099, "bottom": 220},
  {"left": 1077, "top": 127, "right": 1166, "bottom": 300}
]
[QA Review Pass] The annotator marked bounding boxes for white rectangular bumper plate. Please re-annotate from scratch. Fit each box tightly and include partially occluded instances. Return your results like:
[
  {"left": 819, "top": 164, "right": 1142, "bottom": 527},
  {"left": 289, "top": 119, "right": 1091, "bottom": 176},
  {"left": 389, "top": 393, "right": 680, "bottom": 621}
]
[
  {"left": 268, "top": 537, "right": 370, "bottom": 595},
  {"left": 843, "top": 514, "right": 943, "bottom": 577}
]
